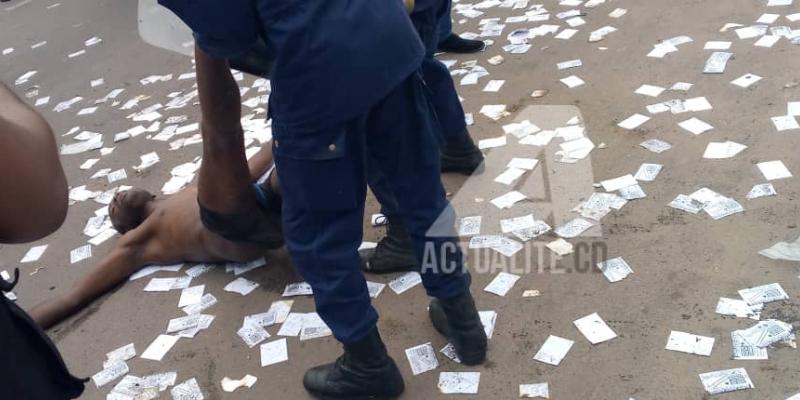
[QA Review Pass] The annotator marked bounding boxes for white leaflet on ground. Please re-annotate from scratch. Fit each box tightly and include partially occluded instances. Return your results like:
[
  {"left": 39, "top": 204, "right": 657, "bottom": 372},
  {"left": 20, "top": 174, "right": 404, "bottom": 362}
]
[
  {"left": 389, "top": 271, "right": 423, "bottom": 294},
  {"left": 747, "top": 183, "right": 777, "bottom": 199},
  {"left": 669, "top": 194, "right": 703, "bottom": 214},
  {"left": 557, "top": 137, "right": 595, "bottom": 162},
  {"left": 140, "top": 335, "right": 180, "bottom": 361},
  {"left": 299, "top": 313, "right": 333, "bottom": 341},
  {"left": 634, "top": 163, "right": 663, "bottom": 181},
  {"left": 574, "top": 312, "right": 617, "bottom": 344},
  {"left": 230, "top": 257, "right": 267, "bottom": 276},
  {"left": 483, "top": 272, "right": 521, "bottom": 296},
  {"left": 277, "top": 313, "right": 308, "bottom": 337},
  {"left": 754, "top": 35, "right": 780, "bottom": 47},
  {"left": 135, "top": 152, "right": 160, "bottom": 172},
  {"left": 634, "top": 84, "right": 665, "bottom": 97},
  {"left": 469, "top": 235, "right": 504, "bottom": 249},
  {"left": 533, "top": 335, "right": 574, "bottom": 366},
  {"left": 703, "top": 196, "right": 744, "bottom": 220},
  {"left": 282, "top": 282, "right": 313, "bottom": 296},
  {"left": 731, "top": 331, "right": 769, "bottom": 360},
  {"left": 618, "top": 184, "right": 647, "bottom": 200},
  {"left": 771, "top": 115, "right": 799, "bottom": 131},
  {"left": 500, "top": 214, "right": 537, "bottom": 233},
  {"left": 738, "top": 283, "right": 789, "bottom": 305},
  {"left": 699, "top": 368, "right": 754, "bottom": 395},
  {"left": 494, "top": 167, "right": 527, "bottom": 185},
  {"left": 519, "top": 383, "right": 550, "bottom": 398},
  {"left": 618, "top": 113, "right": 650, "bottom": 130},
  {"left": 704, "top": 41, "right": 732, "bottom": 50},
  {"left": 483, "top": 80, "right": 505, "bottom": 92},
  {"left": 491, "top": 191, "right": 527, "bottom": 209},
  {"left": 731, "top": 73, "right": 762, "bottom": 88},
  {"left": 669, "top": 82, "right": 694, "bottom": 92},
  {"left": 260, "top": 338, "right": 289, "bottom": 367},
  {"left": 757, "top": 160, "right": 793, "bottom": 180},
  {"left": 640, "top": 138, "right": 672, "bottom": 153},
  {"left": 758, "top": 235, "right": 800, "bottom": 261},
  {"left": 178, "top": 285, "right": 205, "bottom": 308},
  {"left": 437, "top": 372, "right": 481, "bottom": 394},
  {"left": 555, "top": 28, "right": 578, "bottom": 39},
  {"left": 703, "top": 51, "right": 732, "bottom": 74},
  {"left": 440, "top": 342, "right": 461, "bottom": 363},
  {"left": 665, "top": 331, "right": 715, "bottom": 356},
  {"left": 105, "top": 343, "right": 136, "bottom": 366},
  {"left": 560, "top": 75, "right": 585, "bottom": 88},
  {"left": 183, "top": 293, "right": 218, "bottom": 315},
  {"left": 512, "top": 220, "right": 551, "bottom": 241},
  {"left": 367, "top": 281, "right": 386, "bottom": 299},
  {"left": 70, "top": 244, "right": 92, "bottom": 264},
  {"left": 238, "top": 324, "right": 270, "bottom": 348},
  {"left": 596, "top": 257, "right": 633, "bottom": 282},
  {"left": 405, "top": 343, "right": 440, "bottom": 375},
  {"left": 224, "top": 277, "right": 259, "bottom": 296},
  {"left": 21, "top": 245, "right": 48, "bottom": 263},
  {"left": 479, "top": 104, "right": 508, "bottom": 120},
  {"left": 478, "top": 135, "right": 507, "bottom": 149},
  {"left": 520, "top": 130, "right": 557, "bottom": 146},
  {"left": 738, "top": 319, "right": 793, "bottom": 347},
  {"left": 678, "top": 117, "right": 714, "bottom": 135},
  {"left": 490, "top": 237, "right": 524, "bottom": 257},
  {"left": 703, "top": 141, "right": 747, "bottom": 159},
  {"left": 609, "top": 8, "right": 627, "bottom": 18},
  {"left": 555, "top": 218, "right": 593, "bottom": 238},
  {"left": 557, "top": 59, "right": 582, "bottom": 70},
  {"left": 171, "top": 378, "right": 204, "bottom": 400},
  {"left": 92, "top": 361, "right": 128, "bottom": 387},
  {"left": 503, "top": 120, "right": 540, "bottom": 138},
  {"left": 648, "top": 42, "right": 678, "bottom": 58},
  {"left": 600, "top": 174, "right": 637, "bottom": 192},
  {"left": 480, "top": 310, "right": 497, "bottom": 338},
  {"left": 459, "top": 216, "right": 482, "bottom": 236}
]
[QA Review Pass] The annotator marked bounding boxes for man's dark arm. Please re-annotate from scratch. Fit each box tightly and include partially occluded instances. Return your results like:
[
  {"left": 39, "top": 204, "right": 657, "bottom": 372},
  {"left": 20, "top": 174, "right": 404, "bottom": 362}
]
[
  {"left": 194, "top": 45, "right": 255, "bottom": 214},
  {"left": 28, "top": 234, "right": 153, "bottom": 330},
  {"left": 0, "top": 83, "right": 69, "bottom": 243}
]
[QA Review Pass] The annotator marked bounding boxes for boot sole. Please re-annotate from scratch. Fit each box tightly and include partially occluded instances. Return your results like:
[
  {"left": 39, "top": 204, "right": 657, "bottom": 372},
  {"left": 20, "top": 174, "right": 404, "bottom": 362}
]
[
  {"left": 440, "top": 160, "right": 486, "bottom": 176},
  {"left": 306, "top": 390, "right": 403, "bottom": 400}
]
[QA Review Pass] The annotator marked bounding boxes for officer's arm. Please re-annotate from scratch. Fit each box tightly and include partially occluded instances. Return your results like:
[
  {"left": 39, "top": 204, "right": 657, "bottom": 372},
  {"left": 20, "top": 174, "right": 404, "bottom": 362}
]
[{"left": 0, "top": 82, "right": 69, "bottom": 243}]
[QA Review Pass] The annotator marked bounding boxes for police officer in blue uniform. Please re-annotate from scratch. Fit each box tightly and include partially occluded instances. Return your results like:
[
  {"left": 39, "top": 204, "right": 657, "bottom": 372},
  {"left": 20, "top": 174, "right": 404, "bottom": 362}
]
[
  {"left": 363, "top": 0, "right": 486, "bottom": 274},
  {"left": 157, "top": 1, "right": 487, "bottom": 398}
]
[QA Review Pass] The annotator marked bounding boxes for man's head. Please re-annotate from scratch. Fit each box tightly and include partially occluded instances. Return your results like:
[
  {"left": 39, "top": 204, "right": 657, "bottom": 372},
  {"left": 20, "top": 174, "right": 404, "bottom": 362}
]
[{"left": 108, "top": 188, "right": 155, "bottom": 233}]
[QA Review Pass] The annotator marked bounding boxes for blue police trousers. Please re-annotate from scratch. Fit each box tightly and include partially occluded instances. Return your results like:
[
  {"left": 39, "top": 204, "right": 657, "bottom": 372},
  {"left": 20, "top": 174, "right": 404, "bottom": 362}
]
[
  {"left": 372, "top": 0, "right": 469, "bottom": 217},
  {"left": 273, "top": 73, "right": 471, "bottom": 344}
]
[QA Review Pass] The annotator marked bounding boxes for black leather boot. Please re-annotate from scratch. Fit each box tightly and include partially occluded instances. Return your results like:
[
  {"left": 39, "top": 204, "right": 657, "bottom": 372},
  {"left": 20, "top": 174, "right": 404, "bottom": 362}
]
[
  {"left": 303, "top": 328, "right": 405, "bottom": 400},
  {"left": 438, "top": 33, "right": 486, "bottom": 54},
  {"left": 440, "top": 131, "right": 485, "bottom": 175},
  {"left": 361, "top": 216, "right": 418, "bottom": 274},
  {"left": 429, "top": 292, "right": 487, "bottom": 365}
]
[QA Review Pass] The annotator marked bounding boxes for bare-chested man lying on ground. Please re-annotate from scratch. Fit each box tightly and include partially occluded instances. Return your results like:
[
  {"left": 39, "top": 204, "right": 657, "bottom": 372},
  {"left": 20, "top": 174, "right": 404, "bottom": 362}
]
[
  {"left": 29, "top": 146, "right": 283, "bottom": 329},
  {"left": 29, "top": 52, "right": 284, "bottom": 329}
]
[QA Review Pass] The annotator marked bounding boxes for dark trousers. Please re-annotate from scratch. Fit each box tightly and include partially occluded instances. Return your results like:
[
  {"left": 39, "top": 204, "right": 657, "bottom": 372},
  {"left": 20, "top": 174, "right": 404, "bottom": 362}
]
[{"left": 274, "top": 73, "right": 470, "bottom": 344}]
